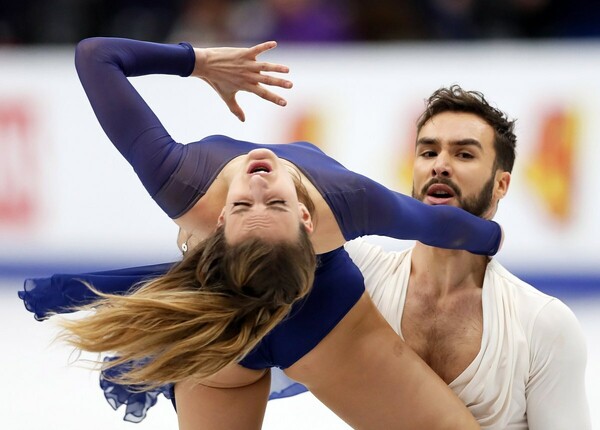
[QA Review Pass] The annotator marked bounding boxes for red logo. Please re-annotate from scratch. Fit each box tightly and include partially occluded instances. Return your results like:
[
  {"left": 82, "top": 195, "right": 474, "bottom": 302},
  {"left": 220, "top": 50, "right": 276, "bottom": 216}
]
[{"left": 0, "top": 101, "right": 39, "bottom": 228}]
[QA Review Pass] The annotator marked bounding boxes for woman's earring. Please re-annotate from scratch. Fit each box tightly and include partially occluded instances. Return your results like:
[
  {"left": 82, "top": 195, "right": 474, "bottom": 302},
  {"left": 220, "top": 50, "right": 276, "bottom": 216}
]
[{"left": 182, "top": 241, "right": 188, "bottom": 254}]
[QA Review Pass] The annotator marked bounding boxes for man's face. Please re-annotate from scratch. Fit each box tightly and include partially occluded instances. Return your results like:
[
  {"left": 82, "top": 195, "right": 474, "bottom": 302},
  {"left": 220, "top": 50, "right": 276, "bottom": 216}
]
[{"left": 412, "top": 111, "right": 506, "bottom": 218}]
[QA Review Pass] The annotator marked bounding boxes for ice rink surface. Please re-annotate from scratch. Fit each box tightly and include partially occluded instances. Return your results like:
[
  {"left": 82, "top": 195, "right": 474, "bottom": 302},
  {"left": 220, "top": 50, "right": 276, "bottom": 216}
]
[{"left": 3, "top": 279, "right": 598, "bottom": 430}]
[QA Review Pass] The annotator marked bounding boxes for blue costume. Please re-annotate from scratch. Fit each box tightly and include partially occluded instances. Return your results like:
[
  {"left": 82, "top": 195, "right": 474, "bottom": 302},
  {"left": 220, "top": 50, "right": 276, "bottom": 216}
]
[{"left": 19, "top": 38, "right": 502, "bottom": 422}]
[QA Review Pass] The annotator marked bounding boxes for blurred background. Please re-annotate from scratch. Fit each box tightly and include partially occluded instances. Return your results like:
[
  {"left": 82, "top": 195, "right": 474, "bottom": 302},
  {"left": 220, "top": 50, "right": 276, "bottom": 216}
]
[
  {"left": 1, "top": 0, "right": 599, "bottom": 429},
  {"left": 1, "top": 0, "right": 600, "bottom": 45}
]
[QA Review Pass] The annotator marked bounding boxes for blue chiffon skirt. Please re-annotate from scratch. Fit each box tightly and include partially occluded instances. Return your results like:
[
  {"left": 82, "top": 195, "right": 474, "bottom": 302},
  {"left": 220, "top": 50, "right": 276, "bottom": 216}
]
[{"left": 18, "top": 263, "right": 308, "bottom": 422}]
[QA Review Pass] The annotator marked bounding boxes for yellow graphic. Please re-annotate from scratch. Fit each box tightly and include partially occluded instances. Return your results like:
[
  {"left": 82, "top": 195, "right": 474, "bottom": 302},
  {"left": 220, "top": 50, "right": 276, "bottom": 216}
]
[
  {"left": 393, "top": 110, "right": 419, "bottom": 194},
  {"left": 285, "top": 106, "right": 326, "bottom": 151},
  {"left": 526, "top": 108, "right": 579, "bottom": 222}
]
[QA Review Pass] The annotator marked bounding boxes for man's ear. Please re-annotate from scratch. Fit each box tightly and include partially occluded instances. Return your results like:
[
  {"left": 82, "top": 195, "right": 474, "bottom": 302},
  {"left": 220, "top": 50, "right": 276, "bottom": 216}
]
[
  {"left": 495, "top": 171, "right": 511, "bottom": 201},
  {"left": 298, "top": 203, "right": 314, "bottom": 234},
  {"left": 482, "top": 170, "right": 512, "bottom": 220}
]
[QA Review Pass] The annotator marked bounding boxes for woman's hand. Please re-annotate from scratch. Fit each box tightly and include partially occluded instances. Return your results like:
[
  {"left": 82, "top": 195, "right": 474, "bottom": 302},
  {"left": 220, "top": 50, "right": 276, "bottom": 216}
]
[{"left": 192, "top": 41, "right": 292, "bottom": 122}]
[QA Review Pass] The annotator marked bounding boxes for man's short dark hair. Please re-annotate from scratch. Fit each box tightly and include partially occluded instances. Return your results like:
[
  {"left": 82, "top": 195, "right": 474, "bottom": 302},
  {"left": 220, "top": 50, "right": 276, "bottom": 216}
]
[{"left": 417, "top": 85, "right": 517, "bottom": 173}]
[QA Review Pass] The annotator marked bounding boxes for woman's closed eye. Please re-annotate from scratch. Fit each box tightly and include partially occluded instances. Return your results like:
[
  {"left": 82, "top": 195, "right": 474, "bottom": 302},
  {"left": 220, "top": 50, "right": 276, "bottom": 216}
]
[
  {"left": 268, "top": 200, "right": 287, "bottom": 206},
  {"left": 233, "top": 200, "right": 286, "bottom": 206}
]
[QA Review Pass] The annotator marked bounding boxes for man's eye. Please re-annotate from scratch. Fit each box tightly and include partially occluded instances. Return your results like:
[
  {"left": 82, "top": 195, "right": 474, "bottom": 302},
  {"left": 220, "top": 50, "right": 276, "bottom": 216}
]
[
  {"left": 421, "top": 151, "right": 437, "bottom": 158},
  {"left": 458, "top": 152, "right": 474, "bottom": 159}
]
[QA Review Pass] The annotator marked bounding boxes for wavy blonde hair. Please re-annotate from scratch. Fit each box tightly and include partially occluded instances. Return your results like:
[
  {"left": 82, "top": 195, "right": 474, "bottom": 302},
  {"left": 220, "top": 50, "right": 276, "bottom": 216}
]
[{"left": 60, "top": 224, "right": 315, "bottom": 390}]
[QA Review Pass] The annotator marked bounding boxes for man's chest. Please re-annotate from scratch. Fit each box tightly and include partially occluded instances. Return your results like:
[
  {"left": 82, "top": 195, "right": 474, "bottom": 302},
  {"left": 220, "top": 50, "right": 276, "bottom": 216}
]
[{"left": 401, "top": 286, "right": 484, "bottom": 384}]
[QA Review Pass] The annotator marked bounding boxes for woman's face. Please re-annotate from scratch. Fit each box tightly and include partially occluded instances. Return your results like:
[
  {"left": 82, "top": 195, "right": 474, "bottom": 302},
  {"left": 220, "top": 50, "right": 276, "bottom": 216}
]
[{"left": 219, "top": 148, "right": 313, "bottom": 244}]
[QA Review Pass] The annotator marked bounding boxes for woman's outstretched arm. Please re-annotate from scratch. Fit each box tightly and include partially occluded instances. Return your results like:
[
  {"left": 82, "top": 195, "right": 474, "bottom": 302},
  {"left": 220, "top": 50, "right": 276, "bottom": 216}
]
[{"left": 75, "top": 37, "right": 291, "bottom": 218}]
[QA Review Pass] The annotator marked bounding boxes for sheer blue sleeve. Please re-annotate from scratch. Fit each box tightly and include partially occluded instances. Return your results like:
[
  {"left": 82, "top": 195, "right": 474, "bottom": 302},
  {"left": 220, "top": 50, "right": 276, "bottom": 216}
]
[
  {"left": 18, "top": 263, "right": 175, "bottom": 320},
  {"left": 75, "top": 37, "right": 196, "bottom": 218}
]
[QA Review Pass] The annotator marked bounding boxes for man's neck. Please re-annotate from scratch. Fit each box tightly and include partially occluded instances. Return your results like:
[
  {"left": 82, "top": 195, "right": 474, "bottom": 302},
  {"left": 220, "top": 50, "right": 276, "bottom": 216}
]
[{"left": 410, "top": 242, "right": 490, "bottom": 297}]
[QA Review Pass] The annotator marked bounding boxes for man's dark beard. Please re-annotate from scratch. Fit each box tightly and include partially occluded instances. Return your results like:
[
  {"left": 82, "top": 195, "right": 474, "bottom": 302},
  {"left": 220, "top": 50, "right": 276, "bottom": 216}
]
[{"left": 412, "top": 171, "right": 496, "bottom": 217}]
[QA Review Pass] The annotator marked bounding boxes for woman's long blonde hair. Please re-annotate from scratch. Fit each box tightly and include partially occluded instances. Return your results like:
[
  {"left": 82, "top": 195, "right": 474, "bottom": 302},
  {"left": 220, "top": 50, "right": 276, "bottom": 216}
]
[
  {"left": 60, "top": 226, "right": 315, "bottom": 390},
  {"left": 60, "top": 176, "right": 317, "bottom": 390}
]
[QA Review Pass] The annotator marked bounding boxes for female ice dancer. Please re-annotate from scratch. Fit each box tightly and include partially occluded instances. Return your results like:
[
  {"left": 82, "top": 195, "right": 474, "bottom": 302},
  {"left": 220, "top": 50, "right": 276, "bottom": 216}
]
[{"left": 21, "top": 37, "right": 501, "bottom": 429}]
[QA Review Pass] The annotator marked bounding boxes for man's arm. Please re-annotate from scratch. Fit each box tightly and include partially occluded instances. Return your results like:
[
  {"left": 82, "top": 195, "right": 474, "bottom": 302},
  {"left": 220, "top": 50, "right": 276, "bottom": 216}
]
[{"left": 526, "top": 299, "right": 591, "bottom": 429}]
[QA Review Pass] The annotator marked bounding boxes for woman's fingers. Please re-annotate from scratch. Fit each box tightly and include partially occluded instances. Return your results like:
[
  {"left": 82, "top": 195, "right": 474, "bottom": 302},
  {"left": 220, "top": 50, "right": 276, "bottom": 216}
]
[
  {"left": 252, "top": 61, "right": 290, "bottom": 74},
  {"left": 263, "top": 90, "right": 288, "bottom": 107},
  {"left": 247, "top": 41, "right": 290, "bottom": 76},
  {"left": 248, "top": 41, "right": 278, "bottom": 57},
  {"left": 255, "top": 73, "right": 293, "bottom": 89},
  {"left": 248, "top": 84, "right": 287, "bottom": 107},
  {"left": 225, "top": 95, "right": 245, "bottom": 122}
]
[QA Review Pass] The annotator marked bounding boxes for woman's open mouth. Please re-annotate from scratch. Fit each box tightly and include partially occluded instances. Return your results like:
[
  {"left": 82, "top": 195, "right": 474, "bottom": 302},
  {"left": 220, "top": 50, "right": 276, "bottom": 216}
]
[{"left": 247, "top": 161, "right": 272, "bottom": 175}]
